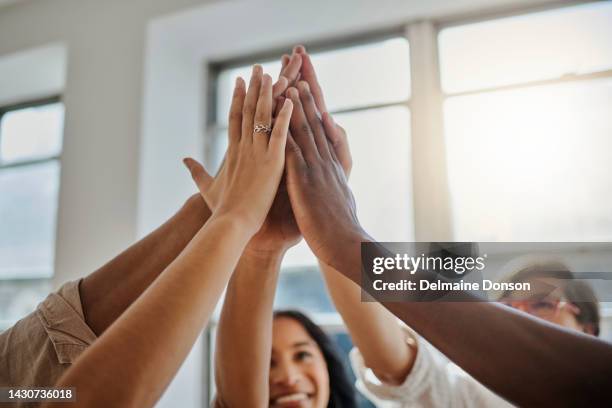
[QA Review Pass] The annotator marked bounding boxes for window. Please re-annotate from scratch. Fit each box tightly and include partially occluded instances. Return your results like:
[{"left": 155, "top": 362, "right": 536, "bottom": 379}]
[
  {"left": 439, "top": 1, "right": 612, "bottom": 242},
  {"left": 0, "top": 97, "right": 64, "bottom": 329}
]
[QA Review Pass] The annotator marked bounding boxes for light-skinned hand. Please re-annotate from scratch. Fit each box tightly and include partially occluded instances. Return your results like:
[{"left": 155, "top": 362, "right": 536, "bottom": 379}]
[{"left": 185, "top": 65, "right": 293, "bottom": 237}]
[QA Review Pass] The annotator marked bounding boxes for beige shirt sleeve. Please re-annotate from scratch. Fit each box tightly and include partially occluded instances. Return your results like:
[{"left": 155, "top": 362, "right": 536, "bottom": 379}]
[
  {"left": 349, "top": 325, "right": 514, "bottom": 408},
  {"left": 0, "top": 279, "right": 97, "bottom": 393}
]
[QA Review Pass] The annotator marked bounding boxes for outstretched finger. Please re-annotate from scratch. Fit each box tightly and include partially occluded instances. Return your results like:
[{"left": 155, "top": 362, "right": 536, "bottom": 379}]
[
  {"left": 272, "top": 75, "right": 288, "bottom": 99},
  {"left": 253, "top": 74, "right": 274, "bottom": 152},
  {"left": 228, "top": 77, "right": 246, "bottom": 146},
  {"left": 296, "top": 49, "right": 328, "bottom": 113},
  {"left": 287, "top": 87, "right": 320, "bottom": 163},
  {"left": 298, "top": 80, "right": 331, "bottom": 160},
  {"left": 281, "top": 54, "right": 290, "bottom": 70},
  {"left": 280, "top": 52, "right": 302, "bottom": 87},
  {"left": 242, "top": 65, "right": 263, "bottom": 144},
  {"left": 269, "top": 98, "right": 292, "bottom": 157}
]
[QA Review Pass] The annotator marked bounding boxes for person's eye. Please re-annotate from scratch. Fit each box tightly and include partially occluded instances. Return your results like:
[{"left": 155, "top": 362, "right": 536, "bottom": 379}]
[
  {"left": 295, "top": 350, "right": 313, "bottom": 362},
  {"left": 532, "top": 300, "right": 556, "bottom": 310}
]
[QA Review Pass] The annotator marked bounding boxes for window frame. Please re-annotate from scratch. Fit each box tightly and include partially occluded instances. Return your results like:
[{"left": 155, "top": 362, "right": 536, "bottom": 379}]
[
  {"left": 0, "top": 95, "right": 63, "bottom": 330},
  {"left": 0, "top": 95, "right": 63, "bottom": 169},
  {"left": 205, "top": 29, "right": 411, "bottom": 167}
]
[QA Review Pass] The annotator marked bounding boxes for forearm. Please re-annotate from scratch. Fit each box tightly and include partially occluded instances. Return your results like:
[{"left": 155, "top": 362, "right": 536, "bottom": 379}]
[
  {"left": 80, "top": 194, "right": 211, "bottom": 335},
  {"left": 215, "top": 248, "right": 284, "bottom": 407},
  {"left": 334, "top": 236, "right": 612, "bottom": 406},
  {"left": 384, "top": 301, "right": 612, "bottom": 406},
  {"left": 47, "top": 214, "right": 251, "bottom": 408},
  {"left": 319, "top": 261, "right": 415, "bottom": 385}
]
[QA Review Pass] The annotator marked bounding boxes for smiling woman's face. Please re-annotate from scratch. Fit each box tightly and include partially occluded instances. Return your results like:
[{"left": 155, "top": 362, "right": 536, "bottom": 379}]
[{"left": 269, "top": 317, "right": 330, "bottom": 408}]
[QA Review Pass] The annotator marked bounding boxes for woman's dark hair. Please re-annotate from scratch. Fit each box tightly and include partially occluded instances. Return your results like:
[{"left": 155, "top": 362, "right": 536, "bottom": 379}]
[
  {"left": 273, "top": 310, "right": 357, "bottom": 408},
  {"left": 500, "top": 261, "right": 600, "bottom": 336}
]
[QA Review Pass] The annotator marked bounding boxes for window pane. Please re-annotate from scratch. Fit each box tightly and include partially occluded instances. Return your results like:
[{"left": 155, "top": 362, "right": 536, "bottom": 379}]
[
  {"left": 209, "top": 128, "right": 230, "bottom": 174},
  {"left": 337, "top": 106, "right": 413, "bottom": 241},
  {"left": 439, "top": 2, "right": 612, "bottom": 93},
  {"left": 215, "top": 38, "right": 410, "bottom": 124},
  {"left": 0, "top": 161, "right": 60, "bottom": 279},
  {"left": 0, "top": 279, "right": 50, "bottom": 330},
  {"left": 0, "top": 102, "right": 64, "bottom": 163},
  {"left": 281, "top": 105, "right": 413, "bottom": 270},
  {"left": 309, "top": 38, "right": 410, "bottom": 111},
  {"left": 216, "top": 61, "right": 281, "bottom": 125},
  {"left": 275, "top": 265, "right": 335, "bottom": 313},
  {"left": 444, "top": 78, "right": 612, "bottom": 241}
]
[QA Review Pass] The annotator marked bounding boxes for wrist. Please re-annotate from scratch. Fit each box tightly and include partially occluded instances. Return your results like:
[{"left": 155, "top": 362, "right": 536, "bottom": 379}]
[
  {"left": 214, "top": 206, "right": 262, "bottom": 237},
  {"left": 207, "top": 212, "right": 258, "bottom": 243},
  {"left": 242, "top": 244, "right": 287, "bottom": 265},
  {"left": 331, "top": 225, "right": 371, "bottom": 280}
]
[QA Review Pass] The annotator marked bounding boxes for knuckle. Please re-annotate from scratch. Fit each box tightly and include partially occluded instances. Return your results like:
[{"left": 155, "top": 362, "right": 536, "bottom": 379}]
[
  {"left": 287, "top": 142, "right": 300, "bottom": 155},
  {"left": 255, "top": 111, "right": 268, "bottom": 123},
  {"left": 242, "top": 102, "right": 255, "bottom": 116},
  {"left": 300, "top": 122, "right": 313, "bottom": 135}
]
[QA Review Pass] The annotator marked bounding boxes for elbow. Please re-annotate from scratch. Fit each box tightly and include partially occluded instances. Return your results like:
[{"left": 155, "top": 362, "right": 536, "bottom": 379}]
[{"left": 371, "top": 366, "right": 411, "bottom": 386}]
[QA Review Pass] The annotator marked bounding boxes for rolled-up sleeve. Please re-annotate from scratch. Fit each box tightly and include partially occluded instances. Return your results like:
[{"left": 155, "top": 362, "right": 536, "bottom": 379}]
[
  {"left": 349, "top": 326, "right": 513, "bottom": 408},
  {"left": 0, "top": 280, "right": 97, "bottom": 390}
]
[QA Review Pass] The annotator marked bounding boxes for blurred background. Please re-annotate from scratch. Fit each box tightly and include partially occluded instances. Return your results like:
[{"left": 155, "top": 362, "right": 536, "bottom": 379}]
[{"left": 1, "top": 0, "right": 611, "bottom": 406}]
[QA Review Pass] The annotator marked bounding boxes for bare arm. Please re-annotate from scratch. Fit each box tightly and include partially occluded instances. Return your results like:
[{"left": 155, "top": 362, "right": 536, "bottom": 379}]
[
  {"left": 79, "top": 193, "right": 210, "bottom": 335},
  {"left": 48, "top": 215, "right": 253, "bottom": 408},
  {"left": 214, "top": 250, "right": 284, "bottom": 407},
  {"left": 188, "top": 54, "right": 304, "bottom": 407},
  {"left": 320, "top": 262, "right": 415, "bottom": 385},
  {"left": 45, "top": 67, "right": 294, "bottom": 408}
]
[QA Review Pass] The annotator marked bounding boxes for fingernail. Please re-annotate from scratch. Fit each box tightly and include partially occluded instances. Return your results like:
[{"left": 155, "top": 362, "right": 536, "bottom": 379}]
[{"left": 293, "top": 45, "right": 305, "bottom": 54}]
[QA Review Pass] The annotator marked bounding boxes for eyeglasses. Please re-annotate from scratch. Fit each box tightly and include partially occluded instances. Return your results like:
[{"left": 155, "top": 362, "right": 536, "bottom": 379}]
[{"left": 501, "top": 297, "right": 581, "bottom": 319}]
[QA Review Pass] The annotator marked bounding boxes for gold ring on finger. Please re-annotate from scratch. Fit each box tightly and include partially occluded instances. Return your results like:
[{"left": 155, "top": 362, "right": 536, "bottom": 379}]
[{"left": 253, "top": 124, "right": 272, "bottom": 134}]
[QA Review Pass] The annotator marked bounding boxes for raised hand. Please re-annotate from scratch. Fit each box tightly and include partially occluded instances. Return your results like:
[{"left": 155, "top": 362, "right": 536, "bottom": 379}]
[
  {"left": 185, "top": 66, "right": 299, "bottom": 254},
  {"left": 185, "top": 65, "right": 293, "bottom": 236},
  {"left": 284, "top": 81, "right": 368, "bottom": 272},
  {"left": 293, "top": 45, "right": 352, "bottom": 177}
]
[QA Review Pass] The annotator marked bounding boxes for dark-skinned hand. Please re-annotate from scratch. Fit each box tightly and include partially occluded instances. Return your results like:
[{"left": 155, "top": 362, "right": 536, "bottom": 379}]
[{"left": 284, "top": 80, "right": 368, "bottom": 273}]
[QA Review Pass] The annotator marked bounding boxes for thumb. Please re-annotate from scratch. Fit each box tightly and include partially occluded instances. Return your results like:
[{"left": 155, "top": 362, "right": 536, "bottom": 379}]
[{"left": 183, "top": 157, "right": 213, "bottom": 192}]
